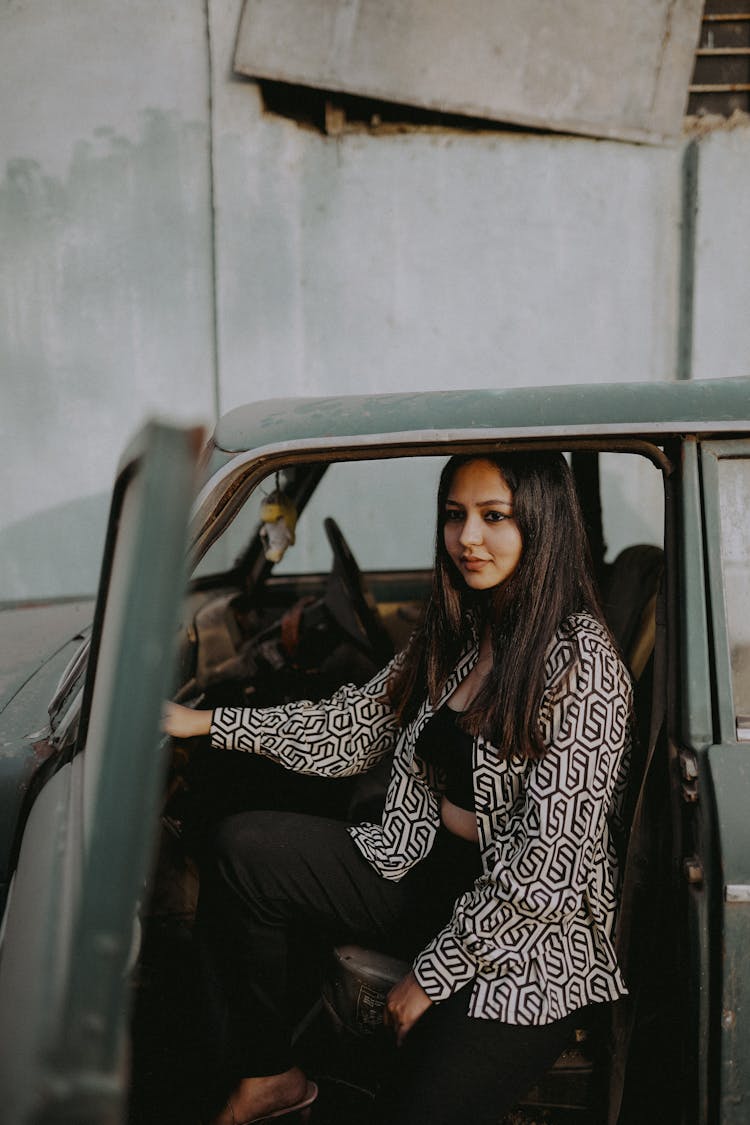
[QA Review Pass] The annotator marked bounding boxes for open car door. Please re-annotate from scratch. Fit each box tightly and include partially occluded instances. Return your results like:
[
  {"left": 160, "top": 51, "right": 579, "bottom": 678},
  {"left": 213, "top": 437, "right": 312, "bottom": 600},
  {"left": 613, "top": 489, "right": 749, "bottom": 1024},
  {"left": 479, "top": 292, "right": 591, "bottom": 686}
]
[{"left": 0, "top": 420, "right": 202, "bottom": 1125}]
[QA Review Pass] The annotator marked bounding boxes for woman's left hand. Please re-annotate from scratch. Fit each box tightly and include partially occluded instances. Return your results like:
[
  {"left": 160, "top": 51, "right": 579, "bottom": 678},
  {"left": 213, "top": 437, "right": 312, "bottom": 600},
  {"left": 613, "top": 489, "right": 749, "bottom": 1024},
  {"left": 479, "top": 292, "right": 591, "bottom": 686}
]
[{"left": 384, "top": 971, "right": 432, "bottom": 1046}]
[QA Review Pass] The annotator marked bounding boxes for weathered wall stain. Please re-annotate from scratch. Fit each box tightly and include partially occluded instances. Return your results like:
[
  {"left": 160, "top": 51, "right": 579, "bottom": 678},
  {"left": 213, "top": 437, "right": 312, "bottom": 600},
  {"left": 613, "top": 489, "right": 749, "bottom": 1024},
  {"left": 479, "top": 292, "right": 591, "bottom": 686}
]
[
  {"left": 0, "top": 108, "right": 216, "bottom": 599},
  {"left": 1, "top": 109, "right": 211, "bottom": 411}
]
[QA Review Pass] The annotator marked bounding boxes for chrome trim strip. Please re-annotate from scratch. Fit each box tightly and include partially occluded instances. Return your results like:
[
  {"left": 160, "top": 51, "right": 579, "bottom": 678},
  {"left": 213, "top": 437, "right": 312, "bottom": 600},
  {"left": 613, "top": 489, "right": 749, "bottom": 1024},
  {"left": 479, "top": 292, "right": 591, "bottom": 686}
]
[{"left": 726, "top": 885, "right": 750, "bottom": 902}]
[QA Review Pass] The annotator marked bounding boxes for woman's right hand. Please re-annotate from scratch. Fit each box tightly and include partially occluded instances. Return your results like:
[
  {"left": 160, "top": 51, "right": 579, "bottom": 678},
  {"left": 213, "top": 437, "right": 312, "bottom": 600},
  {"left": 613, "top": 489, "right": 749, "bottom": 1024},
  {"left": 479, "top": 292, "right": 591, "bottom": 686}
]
[{"left": 162, "top": 701, "right": 214, "bottom": 740}]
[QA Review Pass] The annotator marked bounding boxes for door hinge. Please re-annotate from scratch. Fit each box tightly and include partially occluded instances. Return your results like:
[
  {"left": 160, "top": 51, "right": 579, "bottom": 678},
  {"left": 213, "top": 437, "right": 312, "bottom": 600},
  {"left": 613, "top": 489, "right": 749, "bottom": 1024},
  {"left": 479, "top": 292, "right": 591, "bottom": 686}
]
[
  {"left": 679, "top": 750, "right": 699, "bottom": 802},
  {"left": 684, "top": 856, "right": 704, "bottom": 886}
]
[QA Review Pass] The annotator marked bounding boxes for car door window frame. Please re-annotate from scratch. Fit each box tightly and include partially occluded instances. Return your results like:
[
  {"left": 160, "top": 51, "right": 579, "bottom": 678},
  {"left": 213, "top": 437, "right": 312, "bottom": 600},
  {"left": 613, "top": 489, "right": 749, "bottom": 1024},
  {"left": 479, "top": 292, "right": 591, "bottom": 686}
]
[{"left": 699, "top": 438, "right": 750, "bottom": 745}]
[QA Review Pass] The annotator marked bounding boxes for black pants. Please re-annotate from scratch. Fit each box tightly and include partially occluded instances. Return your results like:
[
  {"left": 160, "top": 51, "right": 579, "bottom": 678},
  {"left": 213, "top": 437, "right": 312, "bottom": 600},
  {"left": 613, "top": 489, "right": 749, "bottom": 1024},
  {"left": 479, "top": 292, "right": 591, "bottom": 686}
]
[{"left": 197, "top": 810, "right": 577, "bottom": 1125}]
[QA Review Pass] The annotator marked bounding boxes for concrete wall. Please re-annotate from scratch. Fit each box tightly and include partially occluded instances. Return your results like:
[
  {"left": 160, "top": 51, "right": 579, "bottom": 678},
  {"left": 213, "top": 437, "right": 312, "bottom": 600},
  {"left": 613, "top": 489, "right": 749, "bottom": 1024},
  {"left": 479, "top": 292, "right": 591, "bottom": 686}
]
[
  {"left": 692, "top": 125, "right": 750, "bottom": 381},
  {"left": 1, "top": 0, "right": 748, "bottom": 600},
  {"left": 0, "top": 0, "right": 215, "bottom": 599}
]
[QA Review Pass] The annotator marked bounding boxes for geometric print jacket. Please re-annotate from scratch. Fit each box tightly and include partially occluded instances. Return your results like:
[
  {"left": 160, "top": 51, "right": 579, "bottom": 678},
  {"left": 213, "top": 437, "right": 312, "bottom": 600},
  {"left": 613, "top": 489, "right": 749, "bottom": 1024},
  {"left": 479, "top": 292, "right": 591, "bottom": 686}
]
[{"left": 210, "top": 611, "right": 632, "bottom": 1025}]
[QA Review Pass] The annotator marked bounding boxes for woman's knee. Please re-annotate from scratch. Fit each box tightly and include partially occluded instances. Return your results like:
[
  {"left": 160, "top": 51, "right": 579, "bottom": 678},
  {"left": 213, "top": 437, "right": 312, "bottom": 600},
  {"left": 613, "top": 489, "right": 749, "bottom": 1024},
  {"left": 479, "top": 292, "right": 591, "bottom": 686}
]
[
  {"left": 208, "top": 810, "right": 317, "bottom": 901},
  {"left": 209, "top": 810, "right": 283, "bottom": 894}
]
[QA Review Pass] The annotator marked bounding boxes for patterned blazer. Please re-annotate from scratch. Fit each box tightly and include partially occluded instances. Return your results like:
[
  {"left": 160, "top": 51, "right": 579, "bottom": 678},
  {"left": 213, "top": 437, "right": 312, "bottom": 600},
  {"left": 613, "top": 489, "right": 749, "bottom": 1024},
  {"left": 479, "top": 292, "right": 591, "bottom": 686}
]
[{"left": 210, "top": 611, "right": 632, "bottom": 1025}]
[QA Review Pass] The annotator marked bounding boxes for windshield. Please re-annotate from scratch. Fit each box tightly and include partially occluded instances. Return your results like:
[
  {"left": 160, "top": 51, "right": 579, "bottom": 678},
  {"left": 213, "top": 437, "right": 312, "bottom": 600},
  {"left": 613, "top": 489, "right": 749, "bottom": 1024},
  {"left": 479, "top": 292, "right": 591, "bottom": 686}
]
[{"left": 195, "top": 450, "right": 663, "bottom": 581}]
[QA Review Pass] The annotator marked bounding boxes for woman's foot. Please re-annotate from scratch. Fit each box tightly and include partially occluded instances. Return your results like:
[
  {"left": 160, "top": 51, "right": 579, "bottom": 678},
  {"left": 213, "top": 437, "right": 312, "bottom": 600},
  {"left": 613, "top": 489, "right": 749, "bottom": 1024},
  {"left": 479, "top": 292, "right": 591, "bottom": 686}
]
[{"left": 211, "top": 1066, "right": 317, "bottom": 1124}]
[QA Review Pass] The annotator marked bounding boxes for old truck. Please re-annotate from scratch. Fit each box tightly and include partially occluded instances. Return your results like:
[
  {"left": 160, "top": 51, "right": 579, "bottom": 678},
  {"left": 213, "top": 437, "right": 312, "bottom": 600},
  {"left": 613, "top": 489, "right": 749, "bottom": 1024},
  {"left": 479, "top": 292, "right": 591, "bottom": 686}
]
[{"left": 0, "top": 377, "right": 748, "bottom": 1124}]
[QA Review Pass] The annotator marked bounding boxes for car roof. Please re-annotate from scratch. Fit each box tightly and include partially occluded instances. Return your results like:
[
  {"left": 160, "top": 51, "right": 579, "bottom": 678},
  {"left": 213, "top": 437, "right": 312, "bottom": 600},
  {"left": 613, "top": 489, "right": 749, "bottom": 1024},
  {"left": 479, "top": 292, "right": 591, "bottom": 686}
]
[{"left": 212, "top": 377, "right": 750, "bottom": 455}]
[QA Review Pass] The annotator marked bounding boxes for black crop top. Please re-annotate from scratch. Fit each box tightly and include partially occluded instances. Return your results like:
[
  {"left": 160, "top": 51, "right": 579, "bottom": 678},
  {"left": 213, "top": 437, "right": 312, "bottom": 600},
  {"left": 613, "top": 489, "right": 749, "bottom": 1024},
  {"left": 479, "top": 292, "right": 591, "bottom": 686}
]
[{"left": 414, "top": 706, "right": 475, "bottom": 812}]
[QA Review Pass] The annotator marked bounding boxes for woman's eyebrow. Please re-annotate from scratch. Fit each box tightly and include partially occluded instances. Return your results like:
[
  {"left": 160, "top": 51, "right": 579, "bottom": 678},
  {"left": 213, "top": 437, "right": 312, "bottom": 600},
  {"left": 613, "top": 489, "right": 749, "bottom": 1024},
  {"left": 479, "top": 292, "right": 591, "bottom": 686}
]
[{"left": 445, "top": 497, "right": 513, "bottom": 508}]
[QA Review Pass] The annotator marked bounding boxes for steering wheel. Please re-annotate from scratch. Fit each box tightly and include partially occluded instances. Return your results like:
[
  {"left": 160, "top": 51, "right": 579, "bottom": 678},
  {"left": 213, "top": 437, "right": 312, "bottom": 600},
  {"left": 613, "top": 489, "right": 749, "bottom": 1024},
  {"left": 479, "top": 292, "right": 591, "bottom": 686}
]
[{"left": 323, "top": 517, "right": 393, "bottom": 664}]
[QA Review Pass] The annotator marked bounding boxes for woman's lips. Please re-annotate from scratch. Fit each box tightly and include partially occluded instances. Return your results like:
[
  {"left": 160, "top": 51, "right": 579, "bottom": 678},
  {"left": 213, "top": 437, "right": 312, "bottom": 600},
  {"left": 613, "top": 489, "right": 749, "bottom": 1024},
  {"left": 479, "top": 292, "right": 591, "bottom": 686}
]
[{"left": 461, "top": 556, "right": 490, "bottom": 571}]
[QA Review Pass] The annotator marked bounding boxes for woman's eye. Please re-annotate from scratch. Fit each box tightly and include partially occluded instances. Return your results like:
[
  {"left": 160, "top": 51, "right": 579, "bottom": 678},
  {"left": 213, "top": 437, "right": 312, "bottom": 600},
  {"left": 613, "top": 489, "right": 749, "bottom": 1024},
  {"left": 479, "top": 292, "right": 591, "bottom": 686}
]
[
  {"left": 485, "top": 510, "right": 509, "bottom": 523},
  {"left": 444, "top": 509, "right": 464, "bottom": 522}
]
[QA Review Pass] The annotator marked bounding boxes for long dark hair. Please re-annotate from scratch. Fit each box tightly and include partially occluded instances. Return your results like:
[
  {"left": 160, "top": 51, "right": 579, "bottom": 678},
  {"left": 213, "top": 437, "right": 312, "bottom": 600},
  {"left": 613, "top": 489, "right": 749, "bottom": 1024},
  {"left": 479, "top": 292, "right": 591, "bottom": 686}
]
[{"left": 387, "top": 452, "right": 608, "bottom": 760}]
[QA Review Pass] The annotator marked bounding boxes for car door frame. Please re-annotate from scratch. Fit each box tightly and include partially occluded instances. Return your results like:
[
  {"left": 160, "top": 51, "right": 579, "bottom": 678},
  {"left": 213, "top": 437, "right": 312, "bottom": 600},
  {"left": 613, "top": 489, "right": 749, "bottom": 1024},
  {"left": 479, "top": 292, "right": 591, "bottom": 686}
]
[
  {"left": 0, "top": 420, "right": 201, "bottom": 1125},
  {"left": 697, "top": 437, "right": 750, "bottom": 1125}
]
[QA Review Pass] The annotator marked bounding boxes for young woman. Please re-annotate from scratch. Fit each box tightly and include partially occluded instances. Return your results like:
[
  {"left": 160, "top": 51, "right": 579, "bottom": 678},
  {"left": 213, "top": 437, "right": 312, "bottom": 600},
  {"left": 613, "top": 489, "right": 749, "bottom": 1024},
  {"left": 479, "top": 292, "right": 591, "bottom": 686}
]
[{"left": 164, "top": 453, "right": 632, "bottom": 1125}]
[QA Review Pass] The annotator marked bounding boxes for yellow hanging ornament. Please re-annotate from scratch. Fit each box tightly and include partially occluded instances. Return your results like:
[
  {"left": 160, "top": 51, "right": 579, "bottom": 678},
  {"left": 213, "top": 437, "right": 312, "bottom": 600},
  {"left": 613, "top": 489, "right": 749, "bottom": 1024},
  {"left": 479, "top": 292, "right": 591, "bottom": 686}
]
[{"left": 259, "top": 489, "right": 298, "bottom": 562}]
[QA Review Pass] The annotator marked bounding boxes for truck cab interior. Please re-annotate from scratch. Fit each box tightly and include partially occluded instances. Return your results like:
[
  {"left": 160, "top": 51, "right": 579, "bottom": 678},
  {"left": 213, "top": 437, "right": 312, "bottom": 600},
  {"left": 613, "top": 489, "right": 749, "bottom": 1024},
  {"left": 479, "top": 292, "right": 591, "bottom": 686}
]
[{"left": 133, "top": 443, "right": 677, "bottom": 1125}]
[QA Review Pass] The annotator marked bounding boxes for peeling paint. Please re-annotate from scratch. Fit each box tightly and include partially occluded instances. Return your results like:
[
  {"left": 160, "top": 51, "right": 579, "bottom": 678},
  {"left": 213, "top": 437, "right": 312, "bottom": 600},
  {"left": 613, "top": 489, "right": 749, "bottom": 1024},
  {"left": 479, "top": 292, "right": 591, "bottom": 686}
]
[{"left": 684, "top": 108, "right": 750, "bottom": 136}]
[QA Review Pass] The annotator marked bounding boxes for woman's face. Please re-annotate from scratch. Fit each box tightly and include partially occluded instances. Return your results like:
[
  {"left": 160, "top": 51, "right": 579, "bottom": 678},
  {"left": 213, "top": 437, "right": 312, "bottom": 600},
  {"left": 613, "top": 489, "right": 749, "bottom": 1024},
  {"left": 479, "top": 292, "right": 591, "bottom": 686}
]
[{"left": 443, "top": 459, "right": 523, "bottom": 591}]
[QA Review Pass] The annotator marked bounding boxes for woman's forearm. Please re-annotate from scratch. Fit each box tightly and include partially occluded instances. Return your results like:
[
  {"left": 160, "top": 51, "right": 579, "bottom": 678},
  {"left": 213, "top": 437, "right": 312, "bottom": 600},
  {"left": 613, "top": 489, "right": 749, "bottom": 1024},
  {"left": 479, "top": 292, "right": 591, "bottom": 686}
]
[{"left": 162, "top": 701, "right": 214, "bottom": 740}]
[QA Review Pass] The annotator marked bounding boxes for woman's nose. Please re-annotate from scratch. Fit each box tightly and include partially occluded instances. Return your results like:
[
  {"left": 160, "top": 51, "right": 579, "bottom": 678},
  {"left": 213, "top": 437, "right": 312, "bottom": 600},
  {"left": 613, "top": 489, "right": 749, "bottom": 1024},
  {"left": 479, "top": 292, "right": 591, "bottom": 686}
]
[{"left": 459, "top": 513, "right": 483, "bottom": 546}]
